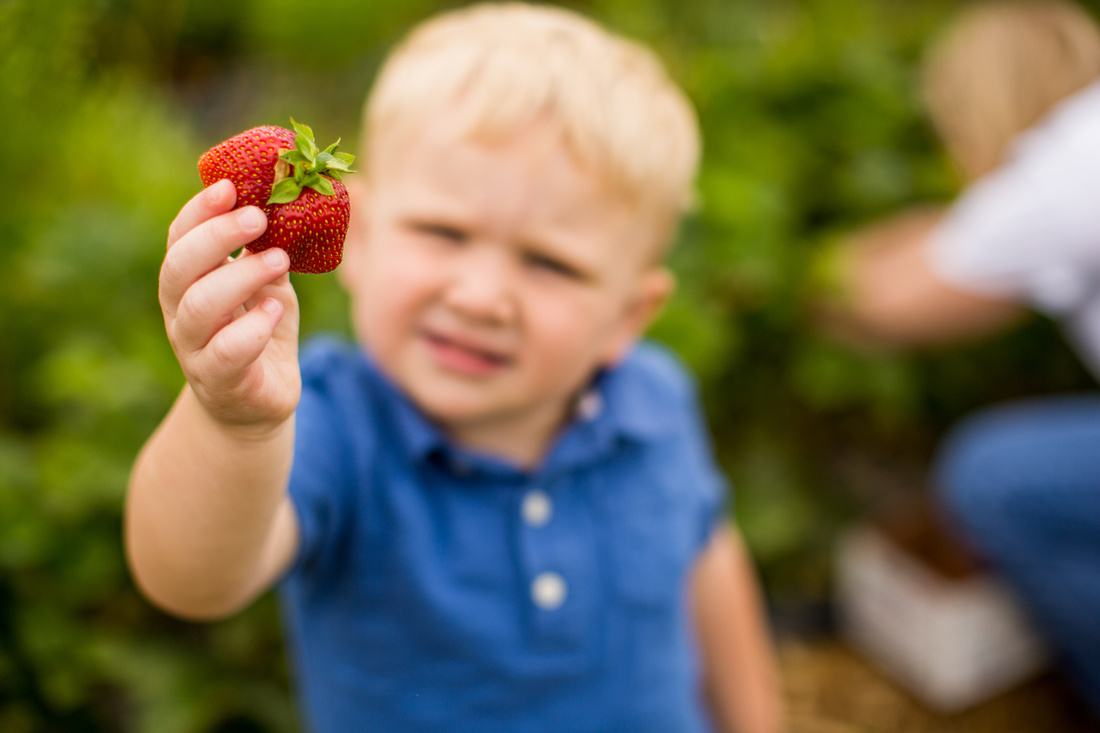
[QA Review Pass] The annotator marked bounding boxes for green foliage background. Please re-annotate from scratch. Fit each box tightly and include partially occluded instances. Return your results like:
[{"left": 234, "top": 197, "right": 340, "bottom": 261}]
[{"left": 1, "top": 0, "right": 1095, "bottom": 729}]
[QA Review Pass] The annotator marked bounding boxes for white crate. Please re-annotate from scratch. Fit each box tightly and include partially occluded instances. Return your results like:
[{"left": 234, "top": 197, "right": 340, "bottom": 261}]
[{"left": 835, "top": 525, "right": 1049, "bottom": 712}]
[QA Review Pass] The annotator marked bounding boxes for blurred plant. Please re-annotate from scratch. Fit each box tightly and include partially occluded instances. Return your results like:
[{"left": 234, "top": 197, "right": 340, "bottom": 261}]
[
  {"left": 1, "top": 1, "right": 296, "bottom": 730},
  {"left": 2, "top": 0, "right": 1096, "bottom": 729}
]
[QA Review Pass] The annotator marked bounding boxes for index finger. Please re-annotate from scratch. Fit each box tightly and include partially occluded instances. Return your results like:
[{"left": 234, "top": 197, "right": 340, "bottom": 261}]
[
  {"left": 167, "top": 179, "right": 238, "bottom": 250},
  {"left": 159, "top": 205, "right": 269, "bottom": 319}
]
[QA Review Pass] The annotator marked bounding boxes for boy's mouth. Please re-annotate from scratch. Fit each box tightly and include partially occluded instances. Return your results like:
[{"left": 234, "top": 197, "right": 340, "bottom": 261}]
[{"left": 422, "top": 330, "right": 512, "bottom": 376}]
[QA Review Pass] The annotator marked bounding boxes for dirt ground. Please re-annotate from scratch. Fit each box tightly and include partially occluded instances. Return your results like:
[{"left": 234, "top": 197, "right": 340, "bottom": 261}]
[{"left": 780, "top": 639, "right": 1100, "bottom": 733}]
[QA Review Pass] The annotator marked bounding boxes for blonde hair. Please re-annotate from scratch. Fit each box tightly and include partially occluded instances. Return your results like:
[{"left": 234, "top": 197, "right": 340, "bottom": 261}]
[
  {"left": 922, "top": 0, "right": 1100, "bottom": 181},
  {"left": 362, "top": 3, "right": 700, "bottom": 249}
]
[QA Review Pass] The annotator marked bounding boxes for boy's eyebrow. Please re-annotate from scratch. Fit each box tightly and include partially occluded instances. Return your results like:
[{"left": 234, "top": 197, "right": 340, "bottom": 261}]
[
  {"left": 394, "top": 200, "right": 482, "bottom": 235},
  {"left": 393, "top": 187, "right": 475, "bottom": 217},
  {"left": 401, "top": 209, "right": 472, "bottom": 227}
]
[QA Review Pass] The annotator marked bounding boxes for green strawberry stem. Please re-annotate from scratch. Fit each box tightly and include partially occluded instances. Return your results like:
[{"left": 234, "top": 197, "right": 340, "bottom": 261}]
[{"left": 267, "top": 118, "right": 356, "bottom": 205}]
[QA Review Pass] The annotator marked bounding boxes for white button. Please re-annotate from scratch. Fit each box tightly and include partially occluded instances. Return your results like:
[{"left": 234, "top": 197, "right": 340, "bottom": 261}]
[
  {"left": 576, "top": 391, "right": 603, "bottom": 421},
  {"left": 521, "top": 490, "right": 553, "bottom": 527},
  {"left": 531, "top": 572, "right": 567, "bottom": 610}
]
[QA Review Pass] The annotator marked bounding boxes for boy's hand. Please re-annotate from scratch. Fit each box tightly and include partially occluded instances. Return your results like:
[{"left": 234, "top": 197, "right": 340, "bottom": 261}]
[{"left": 161, "top": 179, "right": 302, "bottom": 432}]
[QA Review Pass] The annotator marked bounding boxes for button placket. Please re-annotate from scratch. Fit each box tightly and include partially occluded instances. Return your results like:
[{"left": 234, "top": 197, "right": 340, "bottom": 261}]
[
  {"left": 515, "top": 479, "right": 595, "bottom": 652},
  {"left": 521, "top": 486, "right": 562, "bottom": 611}
]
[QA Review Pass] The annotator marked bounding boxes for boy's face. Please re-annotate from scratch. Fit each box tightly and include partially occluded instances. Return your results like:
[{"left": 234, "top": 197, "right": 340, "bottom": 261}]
[{"left": 339, "top": 112, "right": 672, "bottom": 462}]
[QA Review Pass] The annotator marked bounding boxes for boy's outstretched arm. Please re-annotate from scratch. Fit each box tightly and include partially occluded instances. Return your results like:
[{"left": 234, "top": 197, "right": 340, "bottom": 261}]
[
  {"left": 693, "top": 525, "right": 786, "bottom": 733},
  {"left": 127, "top": 179, "right": 302, "bottom": 621}
]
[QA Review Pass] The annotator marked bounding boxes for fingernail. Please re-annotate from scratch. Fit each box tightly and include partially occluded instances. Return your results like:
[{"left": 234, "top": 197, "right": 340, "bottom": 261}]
[
  {"left": 263, "top": 248, "right": 286, "bottom": 268},
  {"left": 260, "top": 297, "right": 281, "bottom": 314},
  {"left": 241, "top": 207, "right": 266, "bottom": 233}
]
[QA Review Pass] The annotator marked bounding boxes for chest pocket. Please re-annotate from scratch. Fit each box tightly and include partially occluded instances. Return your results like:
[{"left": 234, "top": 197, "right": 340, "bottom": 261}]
[{"left": 600, "top": 451, "right": 700, "bottom": 609}]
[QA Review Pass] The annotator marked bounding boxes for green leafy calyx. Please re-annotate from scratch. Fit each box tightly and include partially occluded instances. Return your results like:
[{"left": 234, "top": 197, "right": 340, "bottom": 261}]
[{"left": 267, "top": 118, "right": 356, "bottom": 205}]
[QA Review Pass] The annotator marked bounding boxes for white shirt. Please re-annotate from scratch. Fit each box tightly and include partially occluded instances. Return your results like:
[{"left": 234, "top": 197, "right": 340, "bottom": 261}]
[{"left": 928, "top": 79, "right": 1100, "bottom": 379}]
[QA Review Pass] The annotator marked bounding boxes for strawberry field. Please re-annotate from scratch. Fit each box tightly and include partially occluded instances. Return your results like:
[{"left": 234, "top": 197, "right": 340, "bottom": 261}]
[{"left": 1, "top": 0, "right": 1095, "bottom": 730}]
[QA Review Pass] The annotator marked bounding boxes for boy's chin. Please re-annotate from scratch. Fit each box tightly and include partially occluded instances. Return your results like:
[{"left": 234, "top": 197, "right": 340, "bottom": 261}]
[
  {"left": 404, "top": 385, "right": 503, "bottom": 427},
  {"left": 407, "top": 386, "right": 552, "bottom": 434}
]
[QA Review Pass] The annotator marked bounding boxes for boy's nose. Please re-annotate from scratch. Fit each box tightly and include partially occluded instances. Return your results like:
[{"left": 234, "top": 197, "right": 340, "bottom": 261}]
[{"left": 442, "top": 247, "right": 516, "bottom": 324}]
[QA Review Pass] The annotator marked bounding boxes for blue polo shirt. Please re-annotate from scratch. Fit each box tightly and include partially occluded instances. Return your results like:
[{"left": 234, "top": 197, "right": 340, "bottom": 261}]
[{"left": 279, "top": 337, "right": 728, "bottom": 733}]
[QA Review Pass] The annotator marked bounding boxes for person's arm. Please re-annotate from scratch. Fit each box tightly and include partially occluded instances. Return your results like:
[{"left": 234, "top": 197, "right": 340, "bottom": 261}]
[
  {"left": 815, "top": 207, "right": 1027, "bottom": 349},
  {"left": 693, "top": 524, "right": 785, "bottom": 733},
  {"left": 126, "top": 179, "right": 302, "bottom": 621}
]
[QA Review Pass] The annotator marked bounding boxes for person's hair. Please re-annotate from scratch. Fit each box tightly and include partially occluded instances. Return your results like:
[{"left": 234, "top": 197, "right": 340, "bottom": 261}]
[
  {"left": 362, "top": 2, "right": 700, "bottom": 251},
  {"left": 922, "top": 0, "right": 1100, "bottom": 181}
]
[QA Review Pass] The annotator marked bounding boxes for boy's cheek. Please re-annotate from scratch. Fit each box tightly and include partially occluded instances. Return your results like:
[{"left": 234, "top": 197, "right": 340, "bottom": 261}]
[
  {"left": 337, "top": 180, "right": 371, "bottom": 285},
  {"left": 336, "top": 234, "right": 366, "bottom": 292}
]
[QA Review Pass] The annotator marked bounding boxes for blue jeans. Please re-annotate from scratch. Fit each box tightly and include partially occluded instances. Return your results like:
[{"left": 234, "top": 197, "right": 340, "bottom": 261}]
[{"left": 934, "top": 395, "right": 1100, "bottom": 716}]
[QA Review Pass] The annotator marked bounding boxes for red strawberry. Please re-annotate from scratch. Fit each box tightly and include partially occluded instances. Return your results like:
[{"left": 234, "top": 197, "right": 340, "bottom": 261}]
[{"left": 198, "top": 119, "right": 354, "bottom": 274}]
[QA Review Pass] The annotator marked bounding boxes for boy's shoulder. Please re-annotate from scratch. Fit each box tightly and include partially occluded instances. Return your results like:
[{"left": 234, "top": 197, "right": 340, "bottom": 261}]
[
  {"left": 615, "top": 340, "right": 700, "bottom": 404},
  {"left": 294, "top": 336, "right": 387, "bottom": 429},
  {"left": 299, "top": 334, "right": 361, "bottom": 376},
  {"left": 599, "top": 340, "right": 705, "bottom": 441},
  {"left": 297, "top": 335, "right": 390, "bottom": 400}
]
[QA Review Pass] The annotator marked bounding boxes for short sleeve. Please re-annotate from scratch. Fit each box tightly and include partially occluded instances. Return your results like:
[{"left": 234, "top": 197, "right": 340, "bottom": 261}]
[
  {"left": 681, "top": 375, "right": 731, "bottom": 550},
  {"left": 631, "top": 343, "right": 731, "bottom": 550},
  {"left": 927, "top": 82, "right": 1100, "bottom": 315},
  {"left": 284, "top": 339, "right": 364, "bottom": 578}
]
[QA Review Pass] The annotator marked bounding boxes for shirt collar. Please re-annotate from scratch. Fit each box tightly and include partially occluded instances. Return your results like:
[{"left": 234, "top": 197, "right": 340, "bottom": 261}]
[
  {"left": 354, "top": 344, "right": 676, "bottom": 477},
  {"left": 353, "top": 348, "right": 448, "bottom": 460},
  {"left": 590, "top": 352, "right": 680, "bottom": 443}
]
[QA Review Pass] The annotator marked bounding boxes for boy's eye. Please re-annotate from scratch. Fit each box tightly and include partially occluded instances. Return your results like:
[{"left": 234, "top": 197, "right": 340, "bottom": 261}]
[
  {"left": 414, "top": 222, "right": 467, "bottom": 243},
  {"left": 525, "top": 252, "right": 579, "bottom": 278}
]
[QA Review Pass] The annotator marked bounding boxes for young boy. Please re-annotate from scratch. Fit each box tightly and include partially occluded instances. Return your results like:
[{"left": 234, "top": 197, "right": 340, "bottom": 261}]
[{"left": 127, "top": 4, "right": 783, "bottom": 732}]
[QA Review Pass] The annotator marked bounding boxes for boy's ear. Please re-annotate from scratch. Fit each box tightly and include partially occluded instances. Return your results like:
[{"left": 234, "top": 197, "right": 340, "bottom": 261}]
[
  {"left": 600, "top": 266, "right": 676, "bottom": 366},
  {"left": 337, "top": 176, "right": 369, "bottom": 291}
]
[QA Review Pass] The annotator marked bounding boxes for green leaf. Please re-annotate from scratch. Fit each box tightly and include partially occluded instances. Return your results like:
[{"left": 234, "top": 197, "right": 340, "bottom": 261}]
[
  {"left": 267, "top": 178, "right": 304, "bottom": 204},
  {"left": 290, "top": 117, "right": 315, "bottom": 143},
  {"left": 278, "top": 149, "right": 311, "bottom": 167},
  {"left": 294, "top": 133, "right": 318, "bottom": 162},
  {"left": 334, "top": 152, "right": 355, "bottom": 166},
  {"left": 289, "top": 118, "right": 319, "bottom": 160},
  {"left": 324, "top": 155, "right": 354, "bottom": 174},
  {"left": 323, "top": 139, "right": 342, "bottom": 155},
  {"left": 306, "top": 175, "right": 335, "bottom": 196}
]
